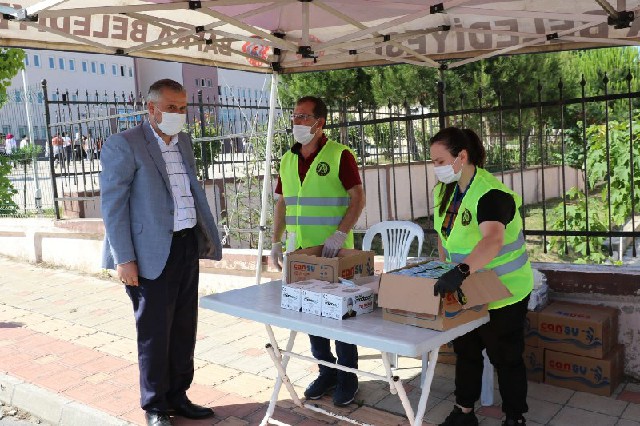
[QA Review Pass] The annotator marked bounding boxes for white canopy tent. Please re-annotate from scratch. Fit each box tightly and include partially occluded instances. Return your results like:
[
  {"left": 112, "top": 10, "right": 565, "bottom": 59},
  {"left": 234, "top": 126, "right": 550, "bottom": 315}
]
[{"left": 1, "top": 0, "right": 640, "bottom": 282}]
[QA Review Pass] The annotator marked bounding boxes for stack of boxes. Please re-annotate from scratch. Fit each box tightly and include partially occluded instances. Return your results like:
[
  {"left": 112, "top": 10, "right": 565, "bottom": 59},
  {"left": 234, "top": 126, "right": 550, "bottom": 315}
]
[{"left": 280, "top": 247, "right": 376, "bottom": 321}]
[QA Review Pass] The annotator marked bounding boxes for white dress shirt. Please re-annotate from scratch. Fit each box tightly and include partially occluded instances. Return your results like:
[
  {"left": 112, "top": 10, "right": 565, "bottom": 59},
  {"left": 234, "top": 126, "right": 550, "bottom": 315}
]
[{"left": 149, "top": 123, "right": 197, "bottom": 232}]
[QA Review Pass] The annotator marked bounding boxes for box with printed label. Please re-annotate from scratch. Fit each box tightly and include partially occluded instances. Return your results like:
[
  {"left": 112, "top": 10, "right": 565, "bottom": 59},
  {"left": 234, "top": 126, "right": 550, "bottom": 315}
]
[
  {"left": 377, "top": 261, "right": 512, "bottom": 331},
  {"left": 439, "top": 342, "right": 457, "bottom": 365},
  {"left": 286, "top": 246, "right": 375, "bottom": 284},
  {"left": 524, "top": 311, "right": 540, "bottom": 347},
  {"left": 321, "top": 285, "right": 374, "bottom": 320},
  {"left": 301, "top": 281, "right": 332, "bottom": 316},
  {"left": 524, "top": 345, "right": 544, "bottom": 383},
  {"left": 538, "top": 302, "right": 618, "bottom": 359},
  {"left": 544, "top": 345, "right": 624, "bottom": 396},
  {"left": 281, "top": 280, "right": 328, "bottom": 312}
]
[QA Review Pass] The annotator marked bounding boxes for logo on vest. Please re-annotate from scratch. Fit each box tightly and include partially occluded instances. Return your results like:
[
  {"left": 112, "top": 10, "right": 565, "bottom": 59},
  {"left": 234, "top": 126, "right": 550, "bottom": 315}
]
[
  {"left": 316, "top": 162, "right": 330, "bottom": 176},
  {"left": 461, "top": 208, "right": 472, "bottom": 226}
]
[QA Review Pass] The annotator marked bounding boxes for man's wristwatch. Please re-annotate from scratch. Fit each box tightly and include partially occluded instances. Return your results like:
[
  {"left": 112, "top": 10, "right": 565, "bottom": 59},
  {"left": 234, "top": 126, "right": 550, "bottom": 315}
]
[{"left": 456, "top": 263, "right": 471, "bottom": 277}]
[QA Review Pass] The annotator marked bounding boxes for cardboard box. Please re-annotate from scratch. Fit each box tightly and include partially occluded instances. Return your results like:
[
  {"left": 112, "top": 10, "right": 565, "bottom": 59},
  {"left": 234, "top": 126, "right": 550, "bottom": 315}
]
[
  {"left": 439, "top": 341, "right": 457, "bottom": 365},
  {"left": 544, "top": 345, "right": 624, "bottom": 396},
  {"left": 301, "top": 281, "right": 332, "bottom": 316},
  {"left": 286, "top": 246, "right": 375, "bottom": 284},
  {"left": 538, "top": 302, "right": 618, "bottom": 359},
  {"left": 281, "top": 279, "right": 329, "bottom": 312},
  {"left": 340, "top": 274, "right": 381, "bottom": 294},
  {"left": 524, "top": 311, "right": 540, "bottom": 347},
  {"left": 322, "top": 285, "right": 374, "bottom": 320},
  {"left": 377, "top": 265, "right": 512, "bottom": 331},
  {"left": 524, "top": 345, "right": 544, "bottom": 383}
]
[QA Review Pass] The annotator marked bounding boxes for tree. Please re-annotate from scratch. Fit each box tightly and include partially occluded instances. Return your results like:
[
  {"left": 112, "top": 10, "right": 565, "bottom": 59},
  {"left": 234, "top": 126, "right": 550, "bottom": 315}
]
[
  {"left": 0, "top": 48, "right": 25, "bottom": 217},
  {"left": 0, "top": 48, "right": 25, "bottom": 99}
]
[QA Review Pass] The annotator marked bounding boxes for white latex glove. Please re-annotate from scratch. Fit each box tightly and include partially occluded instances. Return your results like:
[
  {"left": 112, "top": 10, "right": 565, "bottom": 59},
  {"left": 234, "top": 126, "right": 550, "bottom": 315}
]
[
  {"left": 270, "top": 242, "right": 283, "bottom": 271},
  {"left": 321, "top": 230, "right": 347, "bottom": 258}
]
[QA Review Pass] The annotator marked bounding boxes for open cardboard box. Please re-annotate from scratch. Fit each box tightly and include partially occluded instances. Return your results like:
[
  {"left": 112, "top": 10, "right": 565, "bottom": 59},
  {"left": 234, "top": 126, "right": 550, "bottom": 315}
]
[
  {"left": 377, "top": 263, "right": 512, "bottom": 331},
  {"left": 286, "top": 245, "right": 375, "bottom": 284}
]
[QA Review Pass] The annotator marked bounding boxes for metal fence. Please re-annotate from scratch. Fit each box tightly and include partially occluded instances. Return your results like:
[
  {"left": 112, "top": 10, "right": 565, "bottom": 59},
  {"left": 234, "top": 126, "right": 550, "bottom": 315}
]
[{"left": 3, "top": 73, "right": 640, "bottom": 263}]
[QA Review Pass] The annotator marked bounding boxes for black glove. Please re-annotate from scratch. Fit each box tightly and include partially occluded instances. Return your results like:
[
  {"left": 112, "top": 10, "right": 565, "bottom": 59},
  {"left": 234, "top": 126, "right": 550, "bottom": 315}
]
[{"left": 433, "top": 264, "right": 470, "bottom": 298}]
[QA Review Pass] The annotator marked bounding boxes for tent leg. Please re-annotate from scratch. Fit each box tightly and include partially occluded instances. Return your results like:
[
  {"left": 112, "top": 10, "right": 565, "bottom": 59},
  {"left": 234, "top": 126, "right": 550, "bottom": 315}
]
[{"left": 255, "top": 72, "right": 279, "bottom": 285}]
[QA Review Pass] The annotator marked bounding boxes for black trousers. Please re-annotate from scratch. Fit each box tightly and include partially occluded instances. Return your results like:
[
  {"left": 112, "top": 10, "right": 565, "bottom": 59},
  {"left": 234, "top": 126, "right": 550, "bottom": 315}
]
[
  {"left": 309, "top": 335, "right": 358, "bottom": 377},
  {"left": 126, "top": 228, "right": 199, "bottom": 412},
  {"left": 453, "top": 295, "right": 530, "bottom": 419}
]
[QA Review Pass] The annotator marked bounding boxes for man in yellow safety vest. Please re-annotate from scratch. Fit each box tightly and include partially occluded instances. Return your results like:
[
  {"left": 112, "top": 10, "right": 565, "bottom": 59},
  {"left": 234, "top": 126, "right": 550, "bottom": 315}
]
[{"left": 271, "top": 96, "right": 365, "bottom": 407}]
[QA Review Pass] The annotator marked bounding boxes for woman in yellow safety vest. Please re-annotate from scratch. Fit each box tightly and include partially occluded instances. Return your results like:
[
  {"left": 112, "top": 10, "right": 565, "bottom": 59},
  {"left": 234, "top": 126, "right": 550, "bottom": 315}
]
[{"left": 431, "top": 127, "right": 533, "bottom": 426}]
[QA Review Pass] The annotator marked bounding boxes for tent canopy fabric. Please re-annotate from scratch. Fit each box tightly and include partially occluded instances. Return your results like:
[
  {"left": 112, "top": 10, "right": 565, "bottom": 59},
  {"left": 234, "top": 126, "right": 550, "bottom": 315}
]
[{"left": 1, "top": 0, "right": 640, "bottom": 74}]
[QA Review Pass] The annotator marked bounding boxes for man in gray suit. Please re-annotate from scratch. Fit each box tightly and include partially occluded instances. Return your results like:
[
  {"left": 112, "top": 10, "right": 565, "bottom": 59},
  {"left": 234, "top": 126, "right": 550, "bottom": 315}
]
[{"left": 101, "top": 79, "right": 222, "bottom": 426}]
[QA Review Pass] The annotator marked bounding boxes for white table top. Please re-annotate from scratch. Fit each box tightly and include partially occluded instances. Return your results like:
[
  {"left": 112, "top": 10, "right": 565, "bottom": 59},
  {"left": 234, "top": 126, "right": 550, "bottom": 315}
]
[{"left": 200, "top": 280, "right": 489, "bottom": 357}]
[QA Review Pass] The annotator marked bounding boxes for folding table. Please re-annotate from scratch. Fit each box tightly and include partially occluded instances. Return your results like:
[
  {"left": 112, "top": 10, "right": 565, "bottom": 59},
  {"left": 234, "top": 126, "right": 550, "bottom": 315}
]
[{"left": 200, "top": 281, "right": 489, "bottom": 426}]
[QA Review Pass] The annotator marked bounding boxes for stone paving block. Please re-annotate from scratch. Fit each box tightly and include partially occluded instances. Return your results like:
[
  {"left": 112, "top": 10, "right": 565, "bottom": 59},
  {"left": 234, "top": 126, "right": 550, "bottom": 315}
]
[
  {"left": 72, "top": 331, "right": 117, "bottom": 349},
  {"left": 60, "top": 401, "right": 132, "bottom": 426},
  {"left": 618, "top": 390, "right": 640, "bottom": 404},
  {"left": 424, "top": 399, "right": 455, "bottom": 425},
  {"left": 12, "top": 381, "right": 69, "bottom": 425},
  {"left": 527, "top": 381, "right": 574, "bottom": 404},
  {"left": 0, "top": 373, "right": 23, "bottom": 404},
  {"left": 194, "top": 363, "right": 241, "bottom": 387},
  {"left": 244, "top": 405, "right": 306, "bottom": 425},
  {"left": 349, "top": 405, "right": 409, "bottom": 425},
  {"left": 622, "top": 402, "right": 640, "bottom": 421},
  {"left": 549, "top": 406, "right": 617, "bottom": 426},
  {"left": 373, "top": 386, "right": 441, "bottom": 417},
  {"left": 211, "top": 392, "right": 264, "bottom": 420},
  {"left": 215, "top": 372, "right": 274, "bottom": 397},
  {"left": 211, "top": 417, "right": 248, "bottom": 426},
  {"left": 525, "top": 395, "right": 563, "bottom": 425},
  {"left": 567, "top": 391, "right": 628, "bottom": 416},
  {"left": 618, "top": 420, "right": 640, "bottom": 426}
]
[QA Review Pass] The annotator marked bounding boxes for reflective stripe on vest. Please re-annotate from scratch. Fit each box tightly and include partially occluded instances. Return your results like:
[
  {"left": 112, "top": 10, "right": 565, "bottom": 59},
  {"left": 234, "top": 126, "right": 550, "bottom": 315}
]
[
  {"left": 284, "top": 196, "right": 351, "bottom": 206},
  {"left": 285, "top": 216, "right": 343, "bottom": 226},
  {"left": 443, "top": 232, "right": 527, "bottom": 276}
]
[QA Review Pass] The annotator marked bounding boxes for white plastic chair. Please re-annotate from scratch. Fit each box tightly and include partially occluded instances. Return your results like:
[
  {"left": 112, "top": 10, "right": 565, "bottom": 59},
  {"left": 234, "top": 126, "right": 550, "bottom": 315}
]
[
  {"left": 362, "top": 221, "right": 423, "bottom": 369},
  {"left": 362, "top": 221, "right": 494, "bottom": 404},
  {"left": 361, "top": 221, "right": 424, "bottom": 272}
]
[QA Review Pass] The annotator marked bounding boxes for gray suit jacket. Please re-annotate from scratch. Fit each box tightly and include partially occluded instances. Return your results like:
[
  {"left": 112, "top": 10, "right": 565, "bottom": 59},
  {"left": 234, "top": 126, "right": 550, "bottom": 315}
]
[{"left": 100, "top": 121, "right": 222, "bottom": 280}]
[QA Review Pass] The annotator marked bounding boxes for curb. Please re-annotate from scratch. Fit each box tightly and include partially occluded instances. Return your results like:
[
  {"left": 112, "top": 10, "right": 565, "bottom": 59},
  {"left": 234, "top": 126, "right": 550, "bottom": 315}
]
[{"left": 0, "top": 373, "right": 133, "bottom": 426}]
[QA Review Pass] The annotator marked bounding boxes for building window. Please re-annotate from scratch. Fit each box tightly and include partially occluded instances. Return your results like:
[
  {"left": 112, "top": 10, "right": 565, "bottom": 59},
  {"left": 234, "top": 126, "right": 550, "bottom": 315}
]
[
  {"left": 58, "top": 57, "right": 65, "bottom": 70},
  {"left": 201, "top": 78, "right": 205, "bottom": 87},
  {"left": 91, "top": 62, "right": 97, "bottom": 73},
  {"left": 128, "top": 67, "right": 133, "bottom": 77},
  {"left": 33, "top": 54, "right": 40, "bottom": 67},
  {"left": 37, "top": 93, "right": 43, "bottom": 104},
  {"left": 217, "top": 86, "right": 221, "bottom": 96},
  {"left": 48, "top": 57, "right": 55, "bottom": 69},
  {"left": 15, "top": 91, "right": 22, "bottom": 103},
  {"left": 99, "top": 63, "right": 106, "bottom": 75},
  {"left": 82, "top": 61, "right": 88, "bottom": 72},
  {"left": 24, "top": 55, "right": 29, "bottom": 66},
  {"left": 18, "top": 126, "right": 28, "bottom": 138},
  {"left": 112, "top": 64, "right": 117, "bottom": 76},
  {"left": 2, "top": 126, "right": 11, "bottom": 136},
  {"left": 71, "top": 94, "right": 78, "bottom": 102},
  {"left": 52, "top": 93, "right": 58, "bottom": 101},
  {"left": 69, "top": 59, "right": 75, "bottom": 71},
  {"left": 120, "top": 65, "right": 125, "bottom": 76},
  {"left": 206, "top": 79, "right": 212, "bottom": 87},
  {"left": 195, "top": 79, "right": 199, "bottom": 87}
]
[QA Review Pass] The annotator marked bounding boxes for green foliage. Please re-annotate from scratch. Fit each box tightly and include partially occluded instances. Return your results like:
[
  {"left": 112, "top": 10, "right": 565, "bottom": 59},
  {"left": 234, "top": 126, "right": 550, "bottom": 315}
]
[
  {"left": 186, "top": 114, "right": 222, "bottom": 179},
  {"left": 0, "top": 48, "right": 25, "bottom": 100},
  {"left": 10, "top": 144, "right": 42, "bottom": 165},
  {"left": 547, "top": 187, "right": 608, "bottom": 263},
  {"left": 0, "top": 155, "right": 17, "bottom": 216},
  {"left": 279, "top": 68, "right": 375, "bottom": 107}
]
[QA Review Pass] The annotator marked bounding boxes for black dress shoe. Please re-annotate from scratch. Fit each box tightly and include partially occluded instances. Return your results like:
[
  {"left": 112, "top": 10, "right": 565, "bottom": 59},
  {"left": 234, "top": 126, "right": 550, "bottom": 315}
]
[
  {"left": 170, "top": 399, "right": 214, "bottom": 419},
  {"left": 145, "top": 411, "right": 172, "bottom": 426}
]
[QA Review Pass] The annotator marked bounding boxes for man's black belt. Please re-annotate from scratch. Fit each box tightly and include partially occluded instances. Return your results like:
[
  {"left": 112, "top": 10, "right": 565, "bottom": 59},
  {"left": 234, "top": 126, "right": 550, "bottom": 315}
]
[{"left": 173, "top": 227, "right": 194, "bottom": 238}]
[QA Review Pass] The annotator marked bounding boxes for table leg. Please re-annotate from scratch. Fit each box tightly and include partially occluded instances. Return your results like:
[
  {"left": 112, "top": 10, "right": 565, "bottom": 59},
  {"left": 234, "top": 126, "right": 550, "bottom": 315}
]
[
  {"left": 261, "top": 327, "right": 300, "bottom": 426},
  {"left": 381, "top": 352, "right": 415, "bottom": 424},
  {"left": 413, "top": 348, "right": 440, "bottom": 426}
]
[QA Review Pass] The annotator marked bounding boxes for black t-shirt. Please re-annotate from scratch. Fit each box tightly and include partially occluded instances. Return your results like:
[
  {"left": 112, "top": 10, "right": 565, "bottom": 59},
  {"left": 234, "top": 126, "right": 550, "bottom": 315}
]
[{"left": 477, "top": 189, "right": 516, "bottom": 226}]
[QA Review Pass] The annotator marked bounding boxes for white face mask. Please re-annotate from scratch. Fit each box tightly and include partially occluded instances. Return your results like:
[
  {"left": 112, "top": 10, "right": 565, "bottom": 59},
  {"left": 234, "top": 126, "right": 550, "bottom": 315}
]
[
  {"left": 156, "top": 111, "right": 186, "bottom": 136},
  {"left": 292, "top": 123, "right": 318, "bottom": 145},
  {"left": 434, "top": 156, "right": 462, "bottom": 184}
]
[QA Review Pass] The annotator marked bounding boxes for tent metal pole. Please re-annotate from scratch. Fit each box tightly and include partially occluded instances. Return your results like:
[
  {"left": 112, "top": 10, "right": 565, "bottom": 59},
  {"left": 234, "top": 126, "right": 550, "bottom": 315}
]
[
  {"left": 437, "top": 69, "right": 446, "bottom": 130},
  {"left": 255, "top": 72, "right": 279, "bottom": 284}
]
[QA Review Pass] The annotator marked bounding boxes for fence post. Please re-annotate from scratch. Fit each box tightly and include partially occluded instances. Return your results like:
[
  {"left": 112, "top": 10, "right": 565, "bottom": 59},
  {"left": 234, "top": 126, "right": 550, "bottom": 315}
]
[
  {"left": 437, "top": 68, "right": 447, "bottom": 130},
  {"left": 197, "top": 89, "right": 209, "bottom": 180},
  {"left": 41, "top": 79, "right": 60, "bottom": 220}
]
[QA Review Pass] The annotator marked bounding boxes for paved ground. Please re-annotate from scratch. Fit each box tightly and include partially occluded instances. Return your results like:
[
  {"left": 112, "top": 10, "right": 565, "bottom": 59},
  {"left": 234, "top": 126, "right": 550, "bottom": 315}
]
[{"left": 1, "top": 256, "right": 639, "bottom": 426}]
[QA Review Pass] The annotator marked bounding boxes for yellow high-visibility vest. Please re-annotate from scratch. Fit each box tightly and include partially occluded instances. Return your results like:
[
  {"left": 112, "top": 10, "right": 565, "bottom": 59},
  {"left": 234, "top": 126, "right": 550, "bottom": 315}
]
[
  {"left": 280, "top": 140, "right": 355, "bottom": 249},
  {"left": 434, "top": 167, "right": 533, "bottom": 309}
]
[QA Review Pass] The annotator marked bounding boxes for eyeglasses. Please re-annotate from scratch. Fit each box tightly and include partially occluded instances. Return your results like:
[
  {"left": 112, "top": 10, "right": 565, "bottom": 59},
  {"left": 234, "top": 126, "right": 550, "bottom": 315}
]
[{"left": 291, "top": 113, "right": 317, "bottom": 121}]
